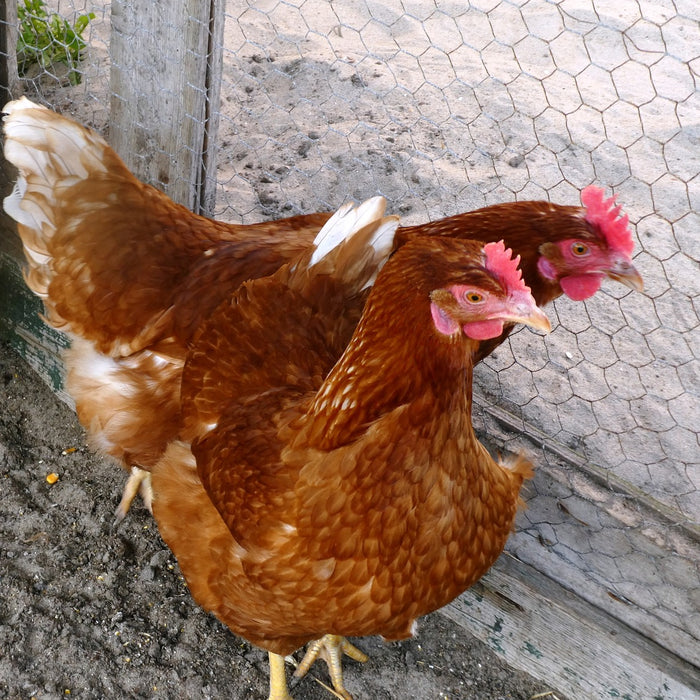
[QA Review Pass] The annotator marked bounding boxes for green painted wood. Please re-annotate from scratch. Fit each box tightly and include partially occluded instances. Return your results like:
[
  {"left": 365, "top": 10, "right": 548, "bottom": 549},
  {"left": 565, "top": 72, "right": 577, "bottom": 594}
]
[
  {"left": 0, "top": 131, "right": 71, "bottom": 401},
  {"left": 0, "top": 242, "right": 71, "bottom": 403}
]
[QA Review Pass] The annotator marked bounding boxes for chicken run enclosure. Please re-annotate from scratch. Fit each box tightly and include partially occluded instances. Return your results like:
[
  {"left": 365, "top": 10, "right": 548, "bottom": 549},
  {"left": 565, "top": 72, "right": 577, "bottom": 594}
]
[{"left": 0, "top": 1, "right": 698, "bottom": 698}]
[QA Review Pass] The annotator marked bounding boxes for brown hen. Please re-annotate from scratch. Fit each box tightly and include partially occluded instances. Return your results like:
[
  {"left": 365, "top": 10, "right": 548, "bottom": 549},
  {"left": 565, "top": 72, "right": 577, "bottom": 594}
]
[
  {"left": 2, "top": 97, "right": 331, "bottom": 516},
  {"left": 151, "top": 200, "right": 550, "bottom": 699}
]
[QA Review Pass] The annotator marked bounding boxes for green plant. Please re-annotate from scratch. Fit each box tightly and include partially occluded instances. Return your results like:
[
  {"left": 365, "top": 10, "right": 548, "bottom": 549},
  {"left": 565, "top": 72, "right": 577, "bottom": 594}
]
[{"left": 17, "top": 0, "right": 95, "bottom": 85}]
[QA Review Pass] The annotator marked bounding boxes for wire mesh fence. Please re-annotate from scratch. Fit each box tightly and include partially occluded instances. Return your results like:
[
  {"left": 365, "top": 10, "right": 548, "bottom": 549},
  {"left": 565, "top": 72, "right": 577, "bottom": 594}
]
[{"left": 2, "top": 0, "right": 699, "bottom": 679}]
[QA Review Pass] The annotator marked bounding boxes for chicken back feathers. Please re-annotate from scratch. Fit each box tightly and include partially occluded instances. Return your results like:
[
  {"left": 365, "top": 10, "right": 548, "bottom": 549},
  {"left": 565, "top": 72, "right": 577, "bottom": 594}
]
[
  {"left": 2, "top": 97, "right": 330, "bottom": 354},
  {"left": 153, "top": 208, "right": 543, "bottom": 656},
  {"left": 2, "top": 97, "right": 330, "bottom": 472}
]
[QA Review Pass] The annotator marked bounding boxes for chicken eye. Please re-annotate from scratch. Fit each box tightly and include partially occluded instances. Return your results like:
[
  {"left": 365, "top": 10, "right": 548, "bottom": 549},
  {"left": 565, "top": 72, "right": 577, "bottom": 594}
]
[
  {"left": 571, "top": 242, "right": 589, "bottom": 256},
  {"left": 464, "top": 291, "right": 484, "bottom": 304}
]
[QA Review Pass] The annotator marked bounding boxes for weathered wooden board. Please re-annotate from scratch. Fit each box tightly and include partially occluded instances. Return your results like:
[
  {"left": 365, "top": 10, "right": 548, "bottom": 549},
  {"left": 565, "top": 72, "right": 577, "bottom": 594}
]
[
  {"left": 109, "top": 0, "right": 225, "bottom": 213},
  {"left": 0, "top": 0, "right": 19, "bottom": 105},
  {"left": 0, "top": 146, "right": 70, "bottom": 401},
  {"left": 443, "top": 554, "right": 700, "bottom": 700},
  {"left": 0, "top": 247, "right": 71, "bottom": 404},
  {"left": 473, "top": 399, "right": 700, "bottom": 672}
]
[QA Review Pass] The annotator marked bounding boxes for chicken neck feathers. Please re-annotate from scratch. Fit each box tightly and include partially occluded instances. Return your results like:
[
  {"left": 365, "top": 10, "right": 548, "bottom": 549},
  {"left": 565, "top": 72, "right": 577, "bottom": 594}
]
[{"left": 396, "top": 199, "right": 590, "bottom": 302}]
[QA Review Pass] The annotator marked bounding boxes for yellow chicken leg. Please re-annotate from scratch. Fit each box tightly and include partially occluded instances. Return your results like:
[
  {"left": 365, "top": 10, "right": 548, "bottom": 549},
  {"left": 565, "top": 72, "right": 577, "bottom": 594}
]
[
  {"left": 268, "top": 652, "right": 294, "bottom": 700},
  {"left": 294, "top": 635, "right": 368, "bottom": 700},
  {"left": 115, "top": 466, "right": 153, "bottom": 521}
]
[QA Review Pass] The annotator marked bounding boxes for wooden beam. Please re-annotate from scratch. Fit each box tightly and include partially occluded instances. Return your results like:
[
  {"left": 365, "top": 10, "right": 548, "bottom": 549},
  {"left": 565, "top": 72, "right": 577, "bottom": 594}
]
[
  {"left": 443, "top": 554, "right": 699, "bottom": 700},
  {"left": 473, "top": 397, "right": 700, "bottom": 671},
  {"left": 0, "top": 249, "right": 71, "bottom": 403},
  {"left": 0, "top": 0, "right": 19, "bottom": 104},
  {"left": 109, "top": 0, "right": 224, "bottom": 214}
]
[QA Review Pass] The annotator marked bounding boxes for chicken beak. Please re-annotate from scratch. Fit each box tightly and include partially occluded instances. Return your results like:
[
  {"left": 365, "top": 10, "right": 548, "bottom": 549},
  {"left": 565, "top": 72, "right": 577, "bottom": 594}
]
[
  {"left": 606, "top": 256, "right": 644, "bottom": 292},
  {"left": 505, "top": 294, "right": 552, "bottom": 334},
  {"left": 514, "top": 304, "right": 552, "bottom": 334}
]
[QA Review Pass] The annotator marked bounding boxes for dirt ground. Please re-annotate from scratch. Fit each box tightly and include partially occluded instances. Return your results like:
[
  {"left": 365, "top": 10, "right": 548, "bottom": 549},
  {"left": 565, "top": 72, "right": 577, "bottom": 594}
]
[{"left": 0, "top": 341, "right": 566, "bottom": 700}]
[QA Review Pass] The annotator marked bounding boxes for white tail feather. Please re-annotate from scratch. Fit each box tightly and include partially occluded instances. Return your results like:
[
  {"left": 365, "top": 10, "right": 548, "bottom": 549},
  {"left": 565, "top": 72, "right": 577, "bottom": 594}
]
[
  {"left": 308, "top": 195, "right": 398, "bottom": 289},
  {"left": 3, "top": 97, "right": 106, "bottom": 181},
  {"left": 2, "top": 97, "right": 109, "bottom": 233},
  {"left": 3, "top": 177, "right": 31, "bottom": 227},
  {"left": 310, "top": 196, "right": 387, "bottom": 265},
  {"left": 357, "top": 210, "right": 399, "bottom": 290},
  {"left": 2, "top": 97, "right": 113, "bottom": 301}
]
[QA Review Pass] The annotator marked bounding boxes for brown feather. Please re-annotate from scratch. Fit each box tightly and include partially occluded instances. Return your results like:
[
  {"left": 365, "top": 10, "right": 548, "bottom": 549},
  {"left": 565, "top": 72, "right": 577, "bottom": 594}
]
[{"left": 3, "top": 99, "right": 335, "bottom": 473}]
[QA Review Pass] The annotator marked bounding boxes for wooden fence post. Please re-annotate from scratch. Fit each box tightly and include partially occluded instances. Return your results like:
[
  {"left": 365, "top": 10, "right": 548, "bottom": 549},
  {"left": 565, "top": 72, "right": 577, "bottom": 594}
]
[
  {"left": 0, "top": 0, "right": 19, "bottom": 105},
  {"left": 109, "top": 0, "right": 224, "bottom": 215}
]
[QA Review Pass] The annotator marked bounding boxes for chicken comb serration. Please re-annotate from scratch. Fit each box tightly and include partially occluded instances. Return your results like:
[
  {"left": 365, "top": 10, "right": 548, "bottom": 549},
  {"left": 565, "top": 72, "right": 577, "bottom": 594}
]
[
  {"left": 581, "top": 185, "right": 634, "bottom": 257},
  {"left": 483, "top": 240, "right": 530, "bottom": 295}
]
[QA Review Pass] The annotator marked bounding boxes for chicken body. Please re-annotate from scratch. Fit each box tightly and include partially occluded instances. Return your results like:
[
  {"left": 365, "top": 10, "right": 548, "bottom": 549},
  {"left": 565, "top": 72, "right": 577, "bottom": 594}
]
[
  {"left": 2, "top": 98, "right": 641, "bottom": 519},
  {"left": 4, "top": 99, "right": 559, "bottom": 697},
  {"left": 151, "top": 205, "right": 548, "bottom": 697}
]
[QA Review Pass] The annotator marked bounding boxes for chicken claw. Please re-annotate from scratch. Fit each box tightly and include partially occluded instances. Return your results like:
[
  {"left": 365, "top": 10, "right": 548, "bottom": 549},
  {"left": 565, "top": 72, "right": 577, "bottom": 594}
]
[
  {"left": 115, "top": 466, "right": 153, "bottom": 521},
  {"left": 294, "top": 635, "right": 368, "bottom": 700}
]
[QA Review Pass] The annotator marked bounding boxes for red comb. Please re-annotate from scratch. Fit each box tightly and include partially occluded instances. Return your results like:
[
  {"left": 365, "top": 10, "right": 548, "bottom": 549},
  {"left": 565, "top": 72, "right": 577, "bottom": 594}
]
[
  {"left": 483, "top": 240, "right": 531, "bottom": 295},
  {"left": 581, "top": 185, "right": 634, "bottom": 257}
]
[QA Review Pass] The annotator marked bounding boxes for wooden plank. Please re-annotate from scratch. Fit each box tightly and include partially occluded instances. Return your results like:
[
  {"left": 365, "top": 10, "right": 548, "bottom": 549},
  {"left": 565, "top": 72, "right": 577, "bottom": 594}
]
[
  {"left": 443, "top": 554, "right": 700, "bottom": 700},
  {"left": 1, "top": 77, "right": 70, "bottom": 397},
  {"left": 198, "top": 0, "right": 225, "bottom": 217},
  {"left": 472, "top": 397, "right": 700, "bottom": 670},
  {"left": 109, "top": 0, "right": 224, "bottom": 213},
  {"left": 0, "top": 248, "right": 71, "bottom": 404}
]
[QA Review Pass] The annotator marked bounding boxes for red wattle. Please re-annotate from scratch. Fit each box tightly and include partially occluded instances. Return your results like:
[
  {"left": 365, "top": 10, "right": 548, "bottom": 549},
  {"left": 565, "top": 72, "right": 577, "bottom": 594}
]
[
  {"left": 462, "top": 319, "right": 504, "bottom": 340},
  {"left": 560, "top": 274, "right": 604, "bottom": 301}
]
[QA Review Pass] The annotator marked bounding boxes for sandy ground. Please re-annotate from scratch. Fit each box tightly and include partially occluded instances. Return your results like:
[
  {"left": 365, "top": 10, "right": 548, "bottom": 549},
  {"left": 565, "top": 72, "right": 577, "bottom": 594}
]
[{"left": 0, "top": 342, "right": 567, "bottom": 700}]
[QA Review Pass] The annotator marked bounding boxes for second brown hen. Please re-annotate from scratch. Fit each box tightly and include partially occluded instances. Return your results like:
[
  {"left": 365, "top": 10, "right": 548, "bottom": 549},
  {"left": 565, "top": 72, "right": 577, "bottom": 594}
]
[{"left": 2, "top": 97, "right": 332, "bottom": 517}]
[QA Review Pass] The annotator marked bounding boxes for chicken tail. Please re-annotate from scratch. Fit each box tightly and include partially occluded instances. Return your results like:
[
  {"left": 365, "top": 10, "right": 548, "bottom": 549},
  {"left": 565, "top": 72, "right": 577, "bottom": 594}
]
[
  {"left": 301, "top": 196, "right": 399, "bottom": 294},
  {"left": 2, "top": 98, "right": 113, "bottom": 305},
  {"left": 2, "top": 98, "right": 192, "bottom": 354}
]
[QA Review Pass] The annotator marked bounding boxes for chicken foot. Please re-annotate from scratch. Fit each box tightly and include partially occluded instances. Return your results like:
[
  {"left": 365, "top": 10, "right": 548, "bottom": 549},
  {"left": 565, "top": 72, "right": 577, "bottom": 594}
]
[
  {"left": 115, "top": 466, "right": 153, "bottom": 521},
  {"left": 293, "top": 634, "right": 368, "bottom": 700}
]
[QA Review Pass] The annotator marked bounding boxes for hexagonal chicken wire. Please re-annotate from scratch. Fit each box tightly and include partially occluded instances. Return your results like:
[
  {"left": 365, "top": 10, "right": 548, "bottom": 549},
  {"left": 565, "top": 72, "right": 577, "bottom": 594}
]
[{"left": 2, "top": 0, "right": 699, "bottom": 695}]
